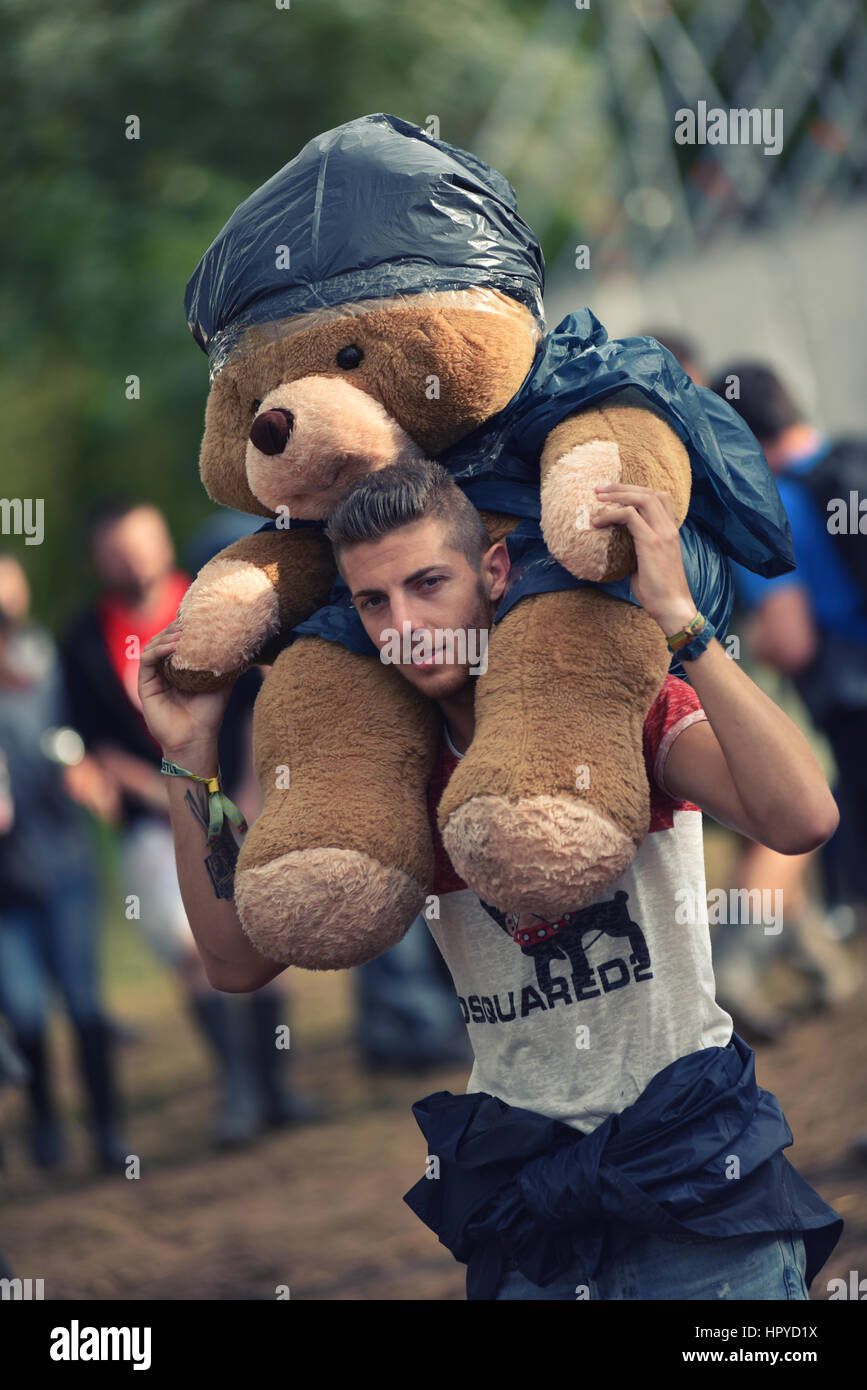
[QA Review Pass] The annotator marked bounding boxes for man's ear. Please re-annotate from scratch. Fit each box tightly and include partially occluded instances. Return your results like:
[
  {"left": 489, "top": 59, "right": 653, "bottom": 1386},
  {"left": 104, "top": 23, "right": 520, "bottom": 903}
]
[{"left": 484, "top": 540, "right": 511, "bottom": 603}]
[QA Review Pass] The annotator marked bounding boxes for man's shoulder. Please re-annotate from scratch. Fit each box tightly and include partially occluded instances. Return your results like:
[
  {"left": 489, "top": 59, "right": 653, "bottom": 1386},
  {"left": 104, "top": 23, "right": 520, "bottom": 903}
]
[
  {"left": 643, "top": 674, "right": 703, "bottom": 748},
  {"left": 425, "top": 679, "right": 704, "bottom": 796},
  {"left": 643, "top": 675, "right": 706, "bottom": 813}
]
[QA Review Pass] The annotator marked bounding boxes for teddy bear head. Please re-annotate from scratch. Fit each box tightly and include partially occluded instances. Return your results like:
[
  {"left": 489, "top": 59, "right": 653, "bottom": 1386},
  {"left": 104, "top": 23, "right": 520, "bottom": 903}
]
[
  {"left": 185, "top": 114, "right": 547, "bottom": 521},
  {"left": 198, "top": 286, "right": 540, "bottom": 519}
]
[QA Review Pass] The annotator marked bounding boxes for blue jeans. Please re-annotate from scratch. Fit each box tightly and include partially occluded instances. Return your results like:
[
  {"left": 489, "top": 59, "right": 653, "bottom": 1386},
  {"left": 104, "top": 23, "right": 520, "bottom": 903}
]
[
  {"left": 493, "top": 1229, "right": 809, "bottom": 1300},
  {"left": 355, "top": 913, "right": 470, "bottom": 1059},
  {"left": 0, "top": 868, "right": 106, "bottom": 1033}
]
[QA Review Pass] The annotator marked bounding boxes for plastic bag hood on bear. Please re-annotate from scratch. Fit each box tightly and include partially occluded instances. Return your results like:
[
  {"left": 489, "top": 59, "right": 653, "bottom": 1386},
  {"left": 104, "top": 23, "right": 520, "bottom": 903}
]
[{"left": 184, "top": 111, "right": 546, "bottom": 380}]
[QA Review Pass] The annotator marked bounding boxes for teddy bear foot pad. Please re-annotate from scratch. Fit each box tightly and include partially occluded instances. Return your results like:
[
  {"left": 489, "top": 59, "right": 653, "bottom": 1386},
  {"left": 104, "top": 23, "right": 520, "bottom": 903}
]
[
  {"left": 233, "top": 846, "right": 426, "bottom": 971},
  {"left": 442, "top": 793, "right": 637, "bottom": 919}
]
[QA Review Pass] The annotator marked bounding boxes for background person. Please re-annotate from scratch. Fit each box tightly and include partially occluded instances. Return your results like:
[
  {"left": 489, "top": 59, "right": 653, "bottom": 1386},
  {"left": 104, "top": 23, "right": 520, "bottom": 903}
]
[
  {"left": 639, "top": 328, "right": 707, "bottom": 387},
  {"left": 709, "top": 362, "right": 867, "bottom": 924},
  {"left": 0, "top": 553, "right": 128, "bottom": 1172},
  {"left": 60, "top": 499, "right": 322, "bottom": 1147},
  {"left": 706, "top": 363, "right": 867, "bottom": 1038}
]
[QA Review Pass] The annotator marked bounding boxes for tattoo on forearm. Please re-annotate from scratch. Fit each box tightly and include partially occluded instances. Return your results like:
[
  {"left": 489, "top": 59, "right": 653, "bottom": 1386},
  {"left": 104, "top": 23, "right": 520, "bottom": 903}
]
[{"left": 185, "top": 786, "right": 238, "bottom": 900}]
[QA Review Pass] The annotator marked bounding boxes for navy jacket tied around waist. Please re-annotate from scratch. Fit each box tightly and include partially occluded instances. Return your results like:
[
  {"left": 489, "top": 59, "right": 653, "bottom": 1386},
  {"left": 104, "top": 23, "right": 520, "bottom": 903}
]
[{"left": 402, "top": 1033, "right": 842, "bottom": 1300}]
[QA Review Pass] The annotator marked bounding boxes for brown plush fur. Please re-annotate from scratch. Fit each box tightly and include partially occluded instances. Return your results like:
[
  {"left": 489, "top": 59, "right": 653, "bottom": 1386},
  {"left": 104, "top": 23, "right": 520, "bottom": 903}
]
[
  {"left": 164, "top": 287, "right": 693, "bottom": 968},
  {"left": 198, "top": 290, "right": 540, "bottom": 516},
  {"left": 437, "top": 588, "right": 671, "bottom": 917},
  {"left": 540, "top": 387, "right": 692, "bottom": 584},
  {"left": 166, "top": 529, "right": 336, "bottom": 692},
  {"left": 234, "top": 636, "right": 440, "bottom": 966}
]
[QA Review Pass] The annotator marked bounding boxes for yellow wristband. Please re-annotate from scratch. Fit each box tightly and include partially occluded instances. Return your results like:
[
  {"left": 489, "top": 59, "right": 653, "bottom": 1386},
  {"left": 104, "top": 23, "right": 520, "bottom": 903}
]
[
  {"left": 666, "top": 612, "right": 706, "bottom": 653},
  {"left": 160, "top": 757, "right": 248, "bottom": 843}
]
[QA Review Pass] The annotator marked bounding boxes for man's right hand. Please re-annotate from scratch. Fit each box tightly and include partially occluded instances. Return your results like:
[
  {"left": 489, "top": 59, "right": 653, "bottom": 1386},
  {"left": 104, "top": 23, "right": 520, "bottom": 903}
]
[{"left": 138, "top": 619, "right": 234, "bottom": 773}]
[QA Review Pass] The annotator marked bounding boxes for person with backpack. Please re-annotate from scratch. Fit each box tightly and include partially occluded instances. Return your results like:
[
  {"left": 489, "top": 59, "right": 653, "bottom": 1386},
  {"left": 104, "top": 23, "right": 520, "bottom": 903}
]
[{"left": 709, "top": 363, "right": 867, "bottom": 926}]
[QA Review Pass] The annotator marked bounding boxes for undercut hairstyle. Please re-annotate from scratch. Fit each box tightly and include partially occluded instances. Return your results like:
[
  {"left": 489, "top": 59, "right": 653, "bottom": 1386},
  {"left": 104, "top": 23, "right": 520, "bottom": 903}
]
[
  {"left": 708, "top": 362, "right": 801, "bottom": 445},
  {"left": 325, "top": 459, "right": 492, "bottom": 571}
]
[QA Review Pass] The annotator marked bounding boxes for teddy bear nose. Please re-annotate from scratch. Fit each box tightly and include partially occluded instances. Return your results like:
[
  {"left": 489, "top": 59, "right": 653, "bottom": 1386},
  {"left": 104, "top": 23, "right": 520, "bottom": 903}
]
[{"left": 250, "top": 407, "right": 295, "bottom": 455}]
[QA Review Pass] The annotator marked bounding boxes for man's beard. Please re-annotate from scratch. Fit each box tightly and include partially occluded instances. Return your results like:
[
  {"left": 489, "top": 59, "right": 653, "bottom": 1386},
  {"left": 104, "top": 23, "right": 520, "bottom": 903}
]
[{"left": 410, "top": 576, "right": 494, "bottom": 696}]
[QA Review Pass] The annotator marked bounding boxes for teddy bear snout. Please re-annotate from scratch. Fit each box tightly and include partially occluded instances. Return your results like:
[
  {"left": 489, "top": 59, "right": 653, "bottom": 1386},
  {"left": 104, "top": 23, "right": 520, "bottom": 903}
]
[
  {"left": 245, "top": 374, "right": 421, "bottom": 519},
  {"left": 249, "top": 407, "right": 295, "bottom": 456}
]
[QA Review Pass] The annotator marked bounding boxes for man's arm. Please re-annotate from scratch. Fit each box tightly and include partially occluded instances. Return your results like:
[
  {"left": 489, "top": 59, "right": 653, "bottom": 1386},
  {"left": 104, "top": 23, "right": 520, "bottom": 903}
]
[
  {"left": 659, "top": 639, "right": 838, "bottom": 852},
  {"left": 592, "top": 482, "right": 839, "bottom": 854},
  {"left": 161, "top": 740, "right": 287, "bottom": 992},
  {"left": 745, "top": 584, "right": 818, "bottom": 673},
  {"left": 137, "top": 619, "right": 287, "bottom": 993},
  {"left": 91, "top": 744, "right": 171, "bottom": 816}
]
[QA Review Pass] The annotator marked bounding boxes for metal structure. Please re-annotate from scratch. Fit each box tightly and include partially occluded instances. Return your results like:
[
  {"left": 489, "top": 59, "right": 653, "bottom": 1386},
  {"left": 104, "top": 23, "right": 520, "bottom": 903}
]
[{"left": 471, "top": 0, "right": 867, "bottom": 282}]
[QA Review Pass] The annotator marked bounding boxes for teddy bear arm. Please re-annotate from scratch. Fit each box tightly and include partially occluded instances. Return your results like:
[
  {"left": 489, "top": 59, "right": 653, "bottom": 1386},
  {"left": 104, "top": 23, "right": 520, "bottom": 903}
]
[
  {"left": 476, "top": 510, "right": 525, "bottom": 546},
  {"left": 437, "top": 587, "right": 671, "bottom": 918},
  {"left": 539, "top": 390, "right": 692, "bottom": 583},
  {"left": 163, "top": 529, "right": 336, "bottom": 691}
]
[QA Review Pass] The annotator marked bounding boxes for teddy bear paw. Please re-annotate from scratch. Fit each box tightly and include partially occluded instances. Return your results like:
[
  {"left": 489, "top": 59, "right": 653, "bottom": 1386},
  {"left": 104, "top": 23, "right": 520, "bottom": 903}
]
[
  {"left": 233, "top": 847, "right": 427, "bottom": 970},
  {"left": 540, "top": 441, "right": 633, "bottom": 582},
  {"left": 441, "top": 793, "right": 636, "bottom": 918},
  {"left": 167, "top": 559, "right": 281, "bottom": 681}
]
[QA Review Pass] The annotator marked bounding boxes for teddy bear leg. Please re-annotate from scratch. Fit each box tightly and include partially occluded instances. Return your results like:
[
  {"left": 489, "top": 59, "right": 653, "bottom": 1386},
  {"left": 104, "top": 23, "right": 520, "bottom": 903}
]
[
  {"left": 437, "top": 588, "right": 670, "bottom": 918},
  {"left": 233, "top": 636, "right": 440, "bottom": 970},
  {"left": 539, "top": 393, "right": 693, "bottom": 583}
]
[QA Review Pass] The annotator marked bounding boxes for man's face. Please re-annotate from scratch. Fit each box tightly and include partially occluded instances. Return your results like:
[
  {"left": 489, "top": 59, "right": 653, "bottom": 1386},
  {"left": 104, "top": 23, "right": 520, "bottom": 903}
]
[
  {"left": 339, "top": 516, "right": 510, "bottom": 700},
  {"left": 90, "top": 506, "right": 175, "bottom": 602}
]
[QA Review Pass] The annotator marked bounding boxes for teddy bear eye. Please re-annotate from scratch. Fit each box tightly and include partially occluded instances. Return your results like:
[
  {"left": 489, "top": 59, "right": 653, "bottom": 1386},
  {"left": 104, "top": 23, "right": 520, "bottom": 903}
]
[
  {"left": 336, "top": 345, "right": 364, "bottom": 370},
  {"left": 251, "top": 398, "right": 262, "bottom": 415}
]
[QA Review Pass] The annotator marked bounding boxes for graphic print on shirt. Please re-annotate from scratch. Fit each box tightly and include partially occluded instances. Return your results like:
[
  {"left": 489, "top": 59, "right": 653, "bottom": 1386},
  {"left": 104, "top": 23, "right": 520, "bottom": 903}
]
[{"left": 472, "top": 889, "right": 654, "bottom": 1023}]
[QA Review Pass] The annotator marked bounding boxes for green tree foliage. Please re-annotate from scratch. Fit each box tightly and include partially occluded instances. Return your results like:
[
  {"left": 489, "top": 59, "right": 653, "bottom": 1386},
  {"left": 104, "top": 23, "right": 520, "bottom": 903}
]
[{"left": 0, "top": 0, "right": 546, "bottom": 625}]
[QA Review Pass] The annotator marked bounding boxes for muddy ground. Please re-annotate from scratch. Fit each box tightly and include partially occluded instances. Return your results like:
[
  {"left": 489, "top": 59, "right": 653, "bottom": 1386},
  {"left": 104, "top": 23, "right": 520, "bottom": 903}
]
[{"left": 1, "top": 924, "right": 865, "bottom": 1301}]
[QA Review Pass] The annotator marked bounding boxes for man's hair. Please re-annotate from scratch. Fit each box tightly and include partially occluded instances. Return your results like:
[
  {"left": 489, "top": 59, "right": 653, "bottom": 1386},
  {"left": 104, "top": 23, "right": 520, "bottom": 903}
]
[
  {"left": 325, "top": 459, "right": 492, "bottom": 569},
  {"left": 708, "top": 362, "right": 801, "bottom": 444},
  {"left": 85, "top": 495, "right": 153, "bottom": 543}
]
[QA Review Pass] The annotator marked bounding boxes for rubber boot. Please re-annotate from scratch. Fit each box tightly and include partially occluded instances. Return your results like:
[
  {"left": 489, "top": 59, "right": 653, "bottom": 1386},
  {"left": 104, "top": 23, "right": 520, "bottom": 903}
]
[
  {"left": 14, "top": 1027, "right": 67, "bottom": 1168},
  {"left": 73, "top": 1017, "right": 129, "bottom": 1174},
  {"left": 247, "top": 990, "right": 327, "bottom": 1128},
  {"left": 189, "top": 991, "right": 262, "bottom": 1148}
]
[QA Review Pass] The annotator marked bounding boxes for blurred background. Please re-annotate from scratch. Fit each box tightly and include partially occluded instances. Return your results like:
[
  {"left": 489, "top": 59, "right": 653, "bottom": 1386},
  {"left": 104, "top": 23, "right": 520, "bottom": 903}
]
[{"left": 1, "top": 0, "right": 865, "bottom": 1299}]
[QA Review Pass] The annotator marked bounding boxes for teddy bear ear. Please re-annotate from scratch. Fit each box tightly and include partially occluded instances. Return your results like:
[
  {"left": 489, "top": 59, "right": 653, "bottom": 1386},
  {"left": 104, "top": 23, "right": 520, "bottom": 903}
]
[{"left": 199, "top": 373, "right": 274, "bottom": 519}]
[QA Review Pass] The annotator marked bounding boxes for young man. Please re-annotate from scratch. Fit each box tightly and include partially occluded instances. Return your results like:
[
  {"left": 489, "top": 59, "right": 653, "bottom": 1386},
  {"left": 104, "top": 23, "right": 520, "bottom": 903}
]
[{"left": 139, "top": 459, "right": 843, "bottom": 1301}]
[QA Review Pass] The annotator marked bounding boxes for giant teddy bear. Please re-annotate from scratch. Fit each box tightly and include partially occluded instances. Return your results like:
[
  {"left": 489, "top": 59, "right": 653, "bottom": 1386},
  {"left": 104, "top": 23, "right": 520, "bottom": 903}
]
[{"left": 164, "top": 113, "right": 793, "bottom": 970}]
